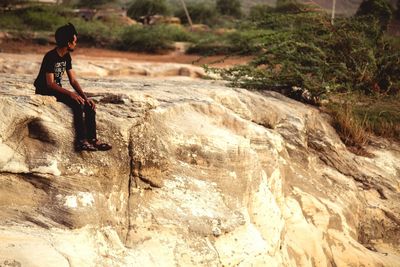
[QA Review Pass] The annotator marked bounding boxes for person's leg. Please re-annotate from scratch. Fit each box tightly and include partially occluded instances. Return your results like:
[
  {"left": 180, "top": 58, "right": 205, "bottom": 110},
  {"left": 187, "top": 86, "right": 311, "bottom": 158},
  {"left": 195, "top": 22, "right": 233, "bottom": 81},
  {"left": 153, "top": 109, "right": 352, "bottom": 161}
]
[
  {"left": 36, "top": 89, "right": 96, "bottom": 151},
  {"left": 54, "top": 93, "right": 86, "bottom": 143},
  {"left": 84, "top": 104, "right": 112, "bottom": 151},
  {"left": 84, "top": 104, "right": 97, "bottom": 142}
]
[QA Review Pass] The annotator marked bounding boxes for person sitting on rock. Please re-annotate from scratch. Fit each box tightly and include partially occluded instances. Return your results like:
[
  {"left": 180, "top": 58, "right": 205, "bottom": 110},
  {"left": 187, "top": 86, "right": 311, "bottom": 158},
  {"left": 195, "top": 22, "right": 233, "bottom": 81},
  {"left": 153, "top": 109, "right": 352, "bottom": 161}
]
[{"left": 34, "top": 23, "right": 112, "bottom": 152}]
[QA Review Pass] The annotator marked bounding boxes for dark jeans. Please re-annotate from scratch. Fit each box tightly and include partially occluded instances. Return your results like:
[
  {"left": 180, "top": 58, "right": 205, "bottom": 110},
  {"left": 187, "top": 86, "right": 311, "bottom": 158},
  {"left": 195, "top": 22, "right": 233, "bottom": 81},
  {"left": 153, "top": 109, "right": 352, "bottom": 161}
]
[{"left": 37, "top": 89, "right": 96, "bottom": 142}]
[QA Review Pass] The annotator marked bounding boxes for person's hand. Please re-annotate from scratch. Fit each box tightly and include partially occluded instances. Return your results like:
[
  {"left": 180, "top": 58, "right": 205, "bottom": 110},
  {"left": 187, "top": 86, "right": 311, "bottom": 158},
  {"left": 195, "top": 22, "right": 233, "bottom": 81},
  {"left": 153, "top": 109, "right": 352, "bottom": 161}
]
[
  {"left": 86, "top": 98, "right": 96, "bottom": 110},
  {"left": 69, "top": 92, "right": 85, "bottom": 105}
]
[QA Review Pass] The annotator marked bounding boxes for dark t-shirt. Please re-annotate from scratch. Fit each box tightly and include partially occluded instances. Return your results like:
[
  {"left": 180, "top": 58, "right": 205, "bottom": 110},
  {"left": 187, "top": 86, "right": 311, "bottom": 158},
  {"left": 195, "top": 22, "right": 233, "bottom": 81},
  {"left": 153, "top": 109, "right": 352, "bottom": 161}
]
[{"left": 34, "top": 48, "right": 72, "bottom": 95}]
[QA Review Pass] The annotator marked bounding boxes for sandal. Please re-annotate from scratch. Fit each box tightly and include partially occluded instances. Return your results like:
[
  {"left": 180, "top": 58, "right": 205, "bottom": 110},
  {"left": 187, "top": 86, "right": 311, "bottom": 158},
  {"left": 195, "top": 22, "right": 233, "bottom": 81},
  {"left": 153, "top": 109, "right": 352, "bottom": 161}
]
[
  {"left": 76, "top": 141, "right": 97, "bottom": 152},
  {"left": 90, "top": 139, "right": 112, "bottom": 151}
]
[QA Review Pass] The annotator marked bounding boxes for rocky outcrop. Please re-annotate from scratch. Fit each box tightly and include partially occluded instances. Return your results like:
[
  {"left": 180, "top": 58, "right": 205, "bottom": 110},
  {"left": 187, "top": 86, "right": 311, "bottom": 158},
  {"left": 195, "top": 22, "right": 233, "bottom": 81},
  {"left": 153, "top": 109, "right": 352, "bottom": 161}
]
[
  {"left": 0, "top": 55, "right": 400, "bottom": 266},
  {"left": 0, "top": 53, "right": 206, "bottom": 78}
]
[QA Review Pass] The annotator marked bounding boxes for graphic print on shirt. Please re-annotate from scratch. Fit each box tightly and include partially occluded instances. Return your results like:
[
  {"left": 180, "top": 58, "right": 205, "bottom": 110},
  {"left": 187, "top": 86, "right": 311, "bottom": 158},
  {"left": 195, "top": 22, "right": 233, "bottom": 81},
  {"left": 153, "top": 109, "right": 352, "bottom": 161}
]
[{"left": 54, "top": 61, "right": 67, "bottom": 86}]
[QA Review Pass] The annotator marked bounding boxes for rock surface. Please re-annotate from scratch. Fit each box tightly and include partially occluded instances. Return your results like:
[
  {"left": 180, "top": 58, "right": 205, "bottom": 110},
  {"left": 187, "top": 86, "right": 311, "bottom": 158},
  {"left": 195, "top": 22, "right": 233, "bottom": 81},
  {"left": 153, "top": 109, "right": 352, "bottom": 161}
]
[
  {"left": 0, "top": 53, "right": 400, "bottom": 267},
  {"left": 0, "top": 52, "right": 206, "bottom": 79}
]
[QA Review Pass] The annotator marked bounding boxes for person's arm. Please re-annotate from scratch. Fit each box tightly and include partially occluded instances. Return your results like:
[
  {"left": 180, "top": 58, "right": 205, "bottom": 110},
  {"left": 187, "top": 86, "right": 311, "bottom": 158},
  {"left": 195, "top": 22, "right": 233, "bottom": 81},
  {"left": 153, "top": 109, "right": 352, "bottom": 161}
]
[
  {"left": 67, "top": 69, "right": 95, "bottom": 109},
  {"left": 46, "top": 72, "right": 85, "bottom": 105}
]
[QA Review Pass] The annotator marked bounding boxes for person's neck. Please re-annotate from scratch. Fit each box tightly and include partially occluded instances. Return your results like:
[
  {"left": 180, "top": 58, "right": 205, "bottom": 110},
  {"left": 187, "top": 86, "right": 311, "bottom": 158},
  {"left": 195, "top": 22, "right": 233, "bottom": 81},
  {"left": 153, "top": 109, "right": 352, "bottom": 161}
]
[{"left": 56, "top": 47, "right": 69, "bottom": 57}]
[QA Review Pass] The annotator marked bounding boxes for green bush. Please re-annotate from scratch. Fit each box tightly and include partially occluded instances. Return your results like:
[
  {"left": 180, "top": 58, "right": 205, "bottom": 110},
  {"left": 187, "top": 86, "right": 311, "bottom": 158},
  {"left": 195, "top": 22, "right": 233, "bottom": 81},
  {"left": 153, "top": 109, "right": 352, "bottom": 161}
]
[
  {"left": 78, "top": 0, "right": 115, "bottom": 8},
  {"left": 5, "top": 5, "right": 71, "bottom": 31},
  {"left": 275, "top": 0, "right": 306, "bottom": 13},
  {"left": 160, "top": 24, "right": 194, "bottom": 42},
  {"left": 127, "top": 0, "right": 169, "bottom": 21},
  {"left": 187, "top": 28, "right": 269, "bottom": 55},
  {"left": 214, "top": 7, "right": 399, "bottom": 99},
  {"left": 356, "top": 0, "right": 392, "bottom": 31},
  {"left": 117, "top": 24, "right": 191, "bottom": 53},
  {"left": 24, "top": 9, "right": 67, "bottom": 31},
  {"left": 216, "top": 0, "right": 242, "bottom": 18},
  {"left": 174, "top": 2, "right": 218, "bottom": 26},
  {"left": 0, "top": 13, "right": 24, "bottom": 30},
  {"left": 248, "top": 4, "right": 274, "bottom": 21},
  {"left": 187, "top": 34, "right": 230, "bottom": 55},
  {"left": 70, "top": 18, "right": 121, "bottom": 46}
]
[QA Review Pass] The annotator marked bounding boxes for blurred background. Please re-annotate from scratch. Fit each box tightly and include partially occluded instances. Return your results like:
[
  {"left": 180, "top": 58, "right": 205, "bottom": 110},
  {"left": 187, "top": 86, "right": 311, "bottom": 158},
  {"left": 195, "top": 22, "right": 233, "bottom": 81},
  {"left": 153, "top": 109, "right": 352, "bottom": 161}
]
[{"left": 1, "top": 0, "right": 399, "bottom": 53}]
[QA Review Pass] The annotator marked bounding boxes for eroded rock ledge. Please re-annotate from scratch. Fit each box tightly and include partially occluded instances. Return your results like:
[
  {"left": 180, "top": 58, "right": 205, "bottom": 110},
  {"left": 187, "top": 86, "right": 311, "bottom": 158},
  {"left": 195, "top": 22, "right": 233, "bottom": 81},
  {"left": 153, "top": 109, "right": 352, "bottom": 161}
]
[{"left": 0, "top": 73, "right": 399, "bottom": 266}]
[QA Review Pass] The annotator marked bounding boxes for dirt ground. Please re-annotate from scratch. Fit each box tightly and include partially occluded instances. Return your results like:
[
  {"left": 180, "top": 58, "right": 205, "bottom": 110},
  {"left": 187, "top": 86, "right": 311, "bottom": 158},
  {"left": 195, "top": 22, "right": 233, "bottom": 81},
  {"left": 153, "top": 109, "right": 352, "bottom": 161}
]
[{"left": 0, "top": 39, "right": 251, "bottom": 68}]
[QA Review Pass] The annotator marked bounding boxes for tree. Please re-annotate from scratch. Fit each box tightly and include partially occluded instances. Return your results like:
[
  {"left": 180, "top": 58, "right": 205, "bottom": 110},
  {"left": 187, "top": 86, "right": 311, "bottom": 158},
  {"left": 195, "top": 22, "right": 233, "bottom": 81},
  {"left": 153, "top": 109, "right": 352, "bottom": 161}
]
[
  {"left": 127, "top": 0, "right": 169, "bottom": 21},
  {"left": 356, "top": 0, "right": 392, "bottom": 31},
  {"left": 397, "top": 0, "right": 400, "bottom": 19},
  {"left": 216, "top": 0, "right": 242, "bottom": 18}
]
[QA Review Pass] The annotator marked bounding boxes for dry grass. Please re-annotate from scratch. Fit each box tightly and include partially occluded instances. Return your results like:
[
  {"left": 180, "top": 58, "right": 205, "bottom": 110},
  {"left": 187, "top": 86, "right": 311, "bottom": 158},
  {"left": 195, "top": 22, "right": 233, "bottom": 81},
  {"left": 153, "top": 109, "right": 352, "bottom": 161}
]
[
  {"left": 325, "top": 93, "right": 400, "bottom": 155},
  {"left": 329, "top": 104, "right": 370, "bottom": 148}
]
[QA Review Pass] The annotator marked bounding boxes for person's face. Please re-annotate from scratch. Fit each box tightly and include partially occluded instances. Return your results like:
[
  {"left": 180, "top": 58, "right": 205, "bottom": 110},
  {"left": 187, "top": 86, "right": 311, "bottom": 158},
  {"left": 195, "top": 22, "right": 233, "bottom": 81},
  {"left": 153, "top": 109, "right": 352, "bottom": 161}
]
[{"left": 68, "top": 35, "right": 77, "bottom": 52}]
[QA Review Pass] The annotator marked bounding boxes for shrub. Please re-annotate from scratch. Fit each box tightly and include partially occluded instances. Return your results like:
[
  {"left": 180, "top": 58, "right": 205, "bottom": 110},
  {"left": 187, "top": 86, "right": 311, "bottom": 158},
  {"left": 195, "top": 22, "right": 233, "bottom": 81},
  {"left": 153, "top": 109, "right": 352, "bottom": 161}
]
[
  {"left": 187, "top": 28, "right": 269, "bottom": 55},
  {"left": 117, "top": 25, "right": 186, "bottom": 53},
  {"left": 275, "top": 1, "right": 309, "bottom": 13},
  {"left": 216, "top": 0, "right": 242, "bottom": 18},
  {"left": 8, "top": 5, "right": 69, "bottom": 31},
  {"left": 160, "top": 24, "right": 194, "bottom": 42},
  {"left": 187, "top": 34, "right": 230, "bottom": 55},
  {"left": 70, "top": 18, "right": 121, "bottom": 46},
  {"left": 0, "top": 13, "right": 24, "bottom": 30},
  {"left": 248, "top": 4, "right": 274, "bottom": 21},
  {"left": 213, "top": 7, "right": 399, "bottom": 100},
  {"left": 356, "top": 0, "right": 392, "bottom": 31},
  {"left": 174, "top": 2, "right": 218, "bottom": 26},
  {"left": 24, "top": 9, "right": 67, "bottom": 31},
  {"left": 78, "top": 0, "right": 115, "bottom": 8},
  {"left": 127, "top": 0, "right": 169, "bottom": 21}
]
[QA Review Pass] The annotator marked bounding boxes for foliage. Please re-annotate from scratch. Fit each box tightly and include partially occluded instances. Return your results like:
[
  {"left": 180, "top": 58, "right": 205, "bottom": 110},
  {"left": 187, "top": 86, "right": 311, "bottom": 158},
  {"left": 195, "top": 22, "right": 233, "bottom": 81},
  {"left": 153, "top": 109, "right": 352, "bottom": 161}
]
[
  {"left": 77, "top": 0, "right": 115, "bottom": 8},
  {"left": 327, "top": 93, "right": 400, "bottom": 148},
  {"left": 174, "top": 2, "right": 218, "bottom": 25},
  {"left": 188, "top": 28, "right": 269, "bottom": 55},
  {"left": 248, "top": 4, "right": 274, "bottom": 21},
  {"left": 127, "top": 0, "right": 170, "bottom": 21},
  {"left": 0, "top": 13, "right": 24, "bottom": 30},
  {"left": 211, "top": 6, "right": 400, "bottom": 100},
  {"left": 23, "top": 7, "right": 68, "bottom": 31},
  {"left": 384, "top": 35, "right": 400, "bottom": 52},
  {"left": 216, "top": 0, "right": 242, "bottom": 18},
  {"left": 275, "top": 0, "right": 308, "bottom": 13},
  {"left": 116, "top": 24, "right": 192, "bottom": 53},
  {"left": 356, "top": 0, "right": 392, "bottom": 31},
  {"left": 70, "top": 17, "right": 122, "bottom": 47},
  {"left": 0, "top": 5, "right": 71, "bottom": 31},
  {"left": 155, "top": 24, "right": 194, "bottom": 42},
  {"left": 0, "top": 5, "right": 128, "bottom": 47},
  {"left": 328, "top": 102, "right": 370, "bottom": 149},
  {"left": 397, "top": 0, "right": 400, "bottom": 19}
]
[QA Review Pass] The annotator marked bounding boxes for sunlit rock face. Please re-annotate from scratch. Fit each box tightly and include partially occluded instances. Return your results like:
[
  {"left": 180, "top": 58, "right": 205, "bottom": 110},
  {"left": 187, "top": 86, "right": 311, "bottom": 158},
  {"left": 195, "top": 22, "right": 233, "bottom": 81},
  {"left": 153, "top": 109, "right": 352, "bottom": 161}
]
[
  {"left": 0, "top": 55, "right": 400, "bottom": 267},
  {"left": 0, "top": 53, "right": 206, "bottom": 79}
]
